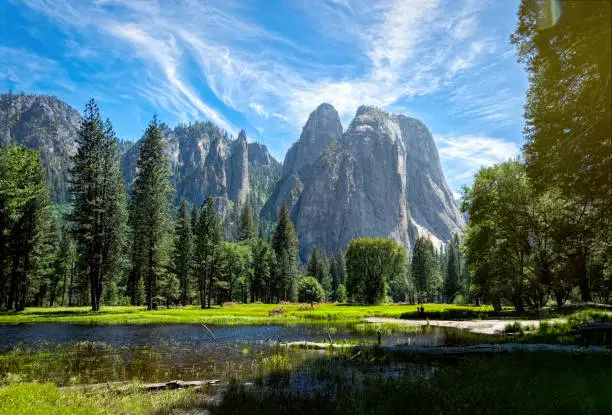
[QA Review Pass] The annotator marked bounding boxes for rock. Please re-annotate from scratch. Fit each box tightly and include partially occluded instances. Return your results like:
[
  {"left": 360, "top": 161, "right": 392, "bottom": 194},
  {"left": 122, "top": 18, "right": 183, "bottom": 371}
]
[
  {"left": 227, "top": 130, "right": 249, "bottom": 205},
  {"left": 122, "top": 122, "right": 279, "bottom": 209},
  {"left": 262, "top": 103, "right": 342, "bottom": 220},
  {"left": 291, "top": 105, "right": 464, "bottom": 259},
  {"left": 0, "top": 92, "right": 81, "bottom": 203}
]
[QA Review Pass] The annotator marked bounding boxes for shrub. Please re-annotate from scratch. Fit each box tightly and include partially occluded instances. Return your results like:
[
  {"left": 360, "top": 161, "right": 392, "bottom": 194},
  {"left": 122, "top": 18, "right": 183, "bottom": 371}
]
[
  {"left": 297, "top": 276, "right": 326, "bottom": 303},
  {"left": 268, "top": 307, "right": 286, "bottom": 317},
  {"left": 335, "top": 284, "right": 348, "bottom": 303}
]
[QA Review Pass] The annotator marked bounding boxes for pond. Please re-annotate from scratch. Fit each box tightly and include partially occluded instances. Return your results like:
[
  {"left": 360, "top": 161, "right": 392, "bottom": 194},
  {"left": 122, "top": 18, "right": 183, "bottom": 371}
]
[{"left": 0, "top": 324, "right": 464, "bottom": 386}]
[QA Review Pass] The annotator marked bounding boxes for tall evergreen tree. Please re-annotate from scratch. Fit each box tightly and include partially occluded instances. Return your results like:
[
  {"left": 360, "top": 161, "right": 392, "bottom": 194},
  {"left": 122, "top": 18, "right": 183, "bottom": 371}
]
[
  {"left": 272, "top": 202, "right": 298, "bottom": 301},
  {"left": 174, "top": 200, "right": 193, "bottom": 305},
  {"left": 411, "top": 236, "right": 437, "bottom": 303},
  {"left": 443, "top": 233, "right": 461, "bottom": 303},
  {"left": 307, "top": 248, "right": 331, "bottom": 299},
  {"left": 238, "top": 197, "right": 256, "bottom": 241},
  {"left": 249, "top": 238, "right": 276, "bottom": 302},
  {"left": 0, "top": 144, "right": 52, "bottom": 310},
  {"left": 70, "top": 100, "right": 128, "bottom": 311},
  {"left": 194, "top": 196, "right": 223, "bottom": 308},
  {"left": 129, "top": 116, "right": 173, "bottom": 310}
]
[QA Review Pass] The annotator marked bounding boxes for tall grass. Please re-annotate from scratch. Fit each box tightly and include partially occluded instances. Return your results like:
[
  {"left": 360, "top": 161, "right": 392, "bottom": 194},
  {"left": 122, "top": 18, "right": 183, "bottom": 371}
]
[
  {"left": 0, "top": 303, "right": 494, "bottom": 326},
  {"left": 214, "top": 352, "right": 612, "bottom": 415}
]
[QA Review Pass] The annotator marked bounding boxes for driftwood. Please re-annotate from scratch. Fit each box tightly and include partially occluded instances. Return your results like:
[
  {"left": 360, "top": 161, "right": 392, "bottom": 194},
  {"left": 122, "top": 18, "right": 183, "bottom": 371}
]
[
  {"left": 61, "top": 379, "right": 221, "bottom": 393},
  {"left": 281, "top": 341, "right": 610, "bottom": 354}
]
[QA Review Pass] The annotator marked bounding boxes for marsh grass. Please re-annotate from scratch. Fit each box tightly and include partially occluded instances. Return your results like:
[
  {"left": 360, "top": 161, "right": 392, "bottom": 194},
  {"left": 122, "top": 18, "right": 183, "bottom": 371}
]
[
  {"left": 213, "top": 352, "right": 612, "bottom": 415},
  {"left": 0, "top": 304, "right": 494, "bottom": 326}
]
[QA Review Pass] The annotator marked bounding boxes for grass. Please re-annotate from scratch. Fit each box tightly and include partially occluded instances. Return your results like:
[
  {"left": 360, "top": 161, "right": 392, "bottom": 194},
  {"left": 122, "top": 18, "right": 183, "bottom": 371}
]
[
  {"left": 512, "top": 309, "right": 612, "bottom": 345},
  {"left": 0, "top": 303, "right": 495, "bottom": 326},
  {"left": 0, "top": 381, "right": 207, "bottom": 415},
  {"left": 213, "top": 352, "right": 612, "bottom": 414}
]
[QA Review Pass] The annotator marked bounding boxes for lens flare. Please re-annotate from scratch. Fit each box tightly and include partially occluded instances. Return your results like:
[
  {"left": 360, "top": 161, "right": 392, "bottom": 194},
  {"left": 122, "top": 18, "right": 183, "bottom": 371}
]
[{"left": 538, "top": 0, "right": 562, "bottom": 30}]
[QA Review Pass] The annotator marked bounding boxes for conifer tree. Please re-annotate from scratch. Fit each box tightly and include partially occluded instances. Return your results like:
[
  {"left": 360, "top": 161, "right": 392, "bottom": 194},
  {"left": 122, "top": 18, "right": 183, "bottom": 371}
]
[
  {"left": 443, "top": 233, "right": 461, "bottom": 303},
  {"left": 194, "top": 196, "right": 223, "bottom": 308},
  {"left": 307, "top": 248, "right": 331, "bottom": 299},
  {"left": 0, "top": 144, "right": 52, "bottom": 310},
  {"left": 70, "top": 100, "right": 128, "bottom": 311},
  {"left": 129, "top": 116, "right": 173, "bottom": 310},
  {"left": 174, "top": 200, "right": 193, "bottom": 305},
  {"left": 411, "top": 236, "right": 437, "bottom": 303},
  {"left": 272, "top": 202, "right": 298, "bottom": 301},
  {"left": 238, "top": 197, "right": 256, "bottom": 241}
]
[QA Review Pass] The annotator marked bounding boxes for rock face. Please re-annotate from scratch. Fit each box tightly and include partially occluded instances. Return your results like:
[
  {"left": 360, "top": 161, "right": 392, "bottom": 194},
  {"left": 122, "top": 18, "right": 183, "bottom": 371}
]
[
  {"left": 0, "top": 93, "right": 81, "bottom": 202},
  {"left": 290, "top": 105, "right": 465, "bottom": 259},
  {"left": 0, "top": 93, "right": 280, "bottom": 211},
  {"left": 122, "top": 122, "right": 278, "bottom": 208},
  {"left": 262, "top": 103, "right": 343, "bottom": 220}
]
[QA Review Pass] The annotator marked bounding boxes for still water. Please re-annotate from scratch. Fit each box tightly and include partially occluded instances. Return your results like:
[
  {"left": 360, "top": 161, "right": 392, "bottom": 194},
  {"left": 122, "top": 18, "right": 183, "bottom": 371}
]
[{"left": 0, "top": 324, "right": 452, "bottom": 385}]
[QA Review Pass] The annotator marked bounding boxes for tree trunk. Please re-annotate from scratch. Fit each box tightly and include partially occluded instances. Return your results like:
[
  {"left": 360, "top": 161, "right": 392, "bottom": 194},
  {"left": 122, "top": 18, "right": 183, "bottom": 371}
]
[{"left": 577, "top": 248, "right": 591, "bottom": 302}]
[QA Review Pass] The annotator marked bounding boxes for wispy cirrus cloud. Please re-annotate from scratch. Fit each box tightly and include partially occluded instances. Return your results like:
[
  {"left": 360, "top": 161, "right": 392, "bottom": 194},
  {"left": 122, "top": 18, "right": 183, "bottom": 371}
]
[
  {"left": 8, "top": 0, "right": 527, "bottom": 188},
  {"left": 435, "top": 134, "right": 521, "bottom": 188}
]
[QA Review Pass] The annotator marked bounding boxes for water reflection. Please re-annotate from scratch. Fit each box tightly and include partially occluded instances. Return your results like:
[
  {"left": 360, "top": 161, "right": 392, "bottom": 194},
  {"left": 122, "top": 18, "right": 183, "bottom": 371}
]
[{"left": 0, "top": 324, "right": 457, "bottom": 385}]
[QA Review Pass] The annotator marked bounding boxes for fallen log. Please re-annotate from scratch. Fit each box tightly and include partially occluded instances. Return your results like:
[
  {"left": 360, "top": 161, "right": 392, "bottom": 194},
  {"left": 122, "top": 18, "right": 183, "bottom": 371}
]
[
  {"left": 61, "top": 379, "right": 221, "bottom": 393},
  {"left": 575, "top": 322, "right": 612, "bottom": 332},
  {"left": 281, "top": 341, "right": 610, "bottom": 354}
]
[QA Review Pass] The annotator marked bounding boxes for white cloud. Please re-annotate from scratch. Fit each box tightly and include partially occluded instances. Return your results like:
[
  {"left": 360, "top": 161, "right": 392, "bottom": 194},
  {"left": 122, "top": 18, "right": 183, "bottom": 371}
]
[
  {"left": 14, "top": 0, "right": 525, "bottom": 180},
  {"left": 249, "top": 102, "right": 268, "bottom": 118},
  {"left": 435, "top": 134, "right": 521, "bottom": 188}
]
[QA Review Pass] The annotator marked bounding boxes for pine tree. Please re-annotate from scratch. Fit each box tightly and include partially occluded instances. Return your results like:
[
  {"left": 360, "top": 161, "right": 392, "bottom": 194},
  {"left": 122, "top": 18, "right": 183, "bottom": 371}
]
[
  {"left": 443, "top": 233, "right": 461, "bottom": 303},
  {"left": 70, "top": 100, "right": 128, "bottom": 311},
  {"left": 191, "top": 203, "right": 199, "bottom": 236},
  {"left": 411, "top": 236, "right": 437, "bottom": 303},
  {"left": 194, "top": 196, "right": 223, "bottom": 308},
  {"left": 307, "top": 248, "right": 331, "bottom": 300},
  {"left": 272, "top": 202, "right": 298, "bottom": 301},
  {"left": 50, "top": 224, "right": 74, "bottom": 307},
  {"left": 0, "top": 144, "right": 52, "bottom": 310},
  {"left": 238, "top": 197, "right": 256, "bottom": 241},
  {"left": 174, "top": 200, "right": 194, "bottom": 305},
  {"left": 129, "top": 116, "right": 174, "bottom": 310}
]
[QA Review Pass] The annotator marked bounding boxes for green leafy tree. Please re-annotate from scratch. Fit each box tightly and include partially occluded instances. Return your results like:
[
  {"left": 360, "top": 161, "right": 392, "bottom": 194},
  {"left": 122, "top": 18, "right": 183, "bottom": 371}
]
[
  {"left": 512, "top": 1, "right": 612, "bottom": 302},
  {"left": 297, "top": 276, "right": 325, "bottom": 303},
  {"left": 345, "top": 238, "right": 407, "bottom": 304},
  {"left": 194, "top": 196, "right": 223, "bottom": 308},
  {"left": 218, "top": 242, "right": 252, "bottom": 302},
  {"left": 335, "top": 284, "right": 347, "bottom": 303},
  {"left": 272, "top": 202, "right": 298, "bottom": 301},
  {"left": 174, "top": 200, "right": 194, "bottom": 305},
  {"left": 70, "top": 100, "right": 128, "bottom": 311}
]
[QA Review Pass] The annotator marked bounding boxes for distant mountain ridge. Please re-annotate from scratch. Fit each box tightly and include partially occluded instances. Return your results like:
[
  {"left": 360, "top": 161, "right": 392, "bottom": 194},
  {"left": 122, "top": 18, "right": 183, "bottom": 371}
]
[
  {"left": 0, "top": 92, "right": 463, "bottom": 253},
  {"left": 0, "top": 92, "right": 281, "bottom": 214},
  {"left": 0, "top": 92, "right": 81, "bottom": 203}
]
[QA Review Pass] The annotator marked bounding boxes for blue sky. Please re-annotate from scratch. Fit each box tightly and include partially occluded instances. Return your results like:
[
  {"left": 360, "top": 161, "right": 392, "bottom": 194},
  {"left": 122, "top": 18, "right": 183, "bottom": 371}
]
[{"left": 0, "top": 0, "right": 527, "bottom": 195}]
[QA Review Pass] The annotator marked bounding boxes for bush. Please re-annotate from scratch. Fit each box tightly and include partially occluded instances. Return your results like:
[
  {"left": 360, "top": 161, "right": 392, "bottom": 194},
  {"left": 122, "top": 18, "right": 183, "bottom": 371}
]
[
  {"left": 297, "top": 276, "right": 326, "bottom": 303},
  {"left": 268, "top": 307, "right": 286, "bottom": 317},
  {"left": 335, "top": 284, "right": 348, "bottom": 303}
]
